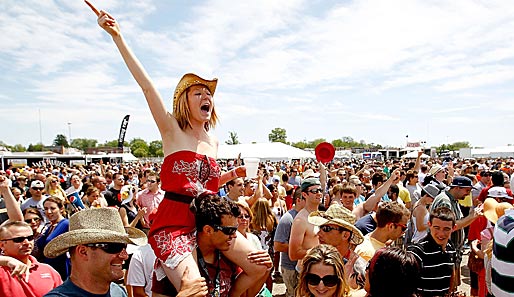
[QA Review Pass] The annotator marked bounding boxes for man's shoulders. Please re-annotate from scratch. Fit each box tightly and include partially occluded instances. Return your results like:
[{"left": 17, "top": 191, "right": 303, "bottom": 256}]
[{"left": 45, "top": 280, "right": 127, "bottom": 297}]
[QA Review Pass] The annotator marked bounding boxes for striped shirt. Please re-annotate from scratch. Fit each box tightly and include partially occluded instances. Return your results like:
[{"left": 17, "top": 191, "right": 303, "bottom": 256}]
[
  {"left": 408, "top": 232, "right": 456, "bottom": 297},
  {"left": 430, "top": 191, "right": 464, "bottom": 264},
  {"left": 491, "top": 208, "right": 514, "bottom": 297}
]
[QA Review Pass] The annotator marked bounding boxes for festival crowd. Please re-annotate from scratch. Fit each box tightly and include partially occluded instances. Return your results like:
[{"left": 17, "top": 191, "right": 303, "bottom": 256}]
[
  {"left": 1, "top": 1, "right": 513, "bottom": 296},
  {"left": 0, "top": 154, "right": 513, "bottom": 297}
]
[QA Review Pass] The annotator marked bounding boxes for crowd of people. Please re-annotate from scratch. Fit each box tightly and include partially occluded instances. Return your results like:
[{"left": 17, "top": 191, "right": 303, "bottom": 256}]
[
  {"left": 1, "top": 1, "right": 513, "bottom": 297},
  {"left": 1, "top": 151, "right": 514, "bottom": 297}
]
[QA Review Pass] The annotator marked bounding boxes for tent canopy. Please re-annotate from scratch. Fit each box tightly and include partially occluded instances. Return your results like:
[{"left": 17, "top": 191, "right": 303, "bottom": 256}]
[
  {"left": 402, "top": 151, "right": 430, "bottom": 159},
  {"left": 218, "top": 143, "right": 315, "bottom": 162}
]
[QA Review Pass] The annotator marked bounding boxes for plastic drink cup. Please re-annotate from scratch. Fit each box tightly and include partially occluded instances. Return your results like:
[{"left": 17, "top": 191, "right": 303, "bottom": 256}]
[{"left": 244, "top": 158, "right": 260, "bottom": 178}]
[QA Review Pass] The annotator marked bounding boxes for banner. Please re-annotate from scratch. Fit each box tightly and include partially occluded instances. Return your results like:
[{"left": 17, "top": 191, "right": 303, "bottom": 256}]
[{"left": 117, "top": 115, "right": 130, "bottom": 148}]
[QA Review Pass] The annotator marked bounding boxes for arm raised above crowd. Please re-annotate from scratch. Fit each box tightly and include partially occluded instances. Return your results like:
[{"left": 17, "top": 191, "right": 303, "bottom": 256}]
[
  {"left": 363, "top": 169, "right": 400, "bottom": 213},
  {"left": 85, "top": 1, "right": 172, "bottom": 136},
  {"left": 0, "top": 176, "right": 23, "bottom": 222}
]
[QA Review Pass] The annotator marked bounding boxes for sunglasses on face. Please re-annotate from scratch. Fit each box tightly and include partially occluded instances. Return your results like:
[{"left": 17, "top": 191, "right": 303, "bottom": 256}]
[
  {"left": 305, "top": 273, "right": 339, "bottom": 287},
  {"left": 212, "top": 224, "right": 238, "bottom": 236},
  {"left": 51, "top": 180, "right": 58, "bottom": 183},
  {"left": 238, "top": 215, "right": 250, "bottom": 220},
  {"left": 2, "top": 235, "right": 35, "bottom": 243},
  {"left": 85, "top": 242, "right": 127, "bottom": 254},
  {"left": 25, "top": 218, "right": 41, "bottom": 223},
  {"left": 307, "top": 188, "right": 323, "bottom": 194},
  {"left": 393, "top": 223, "right": 408, "bottom": 231},
  {"left": 147, "top": 180, "right": 157, "bottom": 184},
  {"left": 320, "top": 225, "right": 346, "bottom": 233}
]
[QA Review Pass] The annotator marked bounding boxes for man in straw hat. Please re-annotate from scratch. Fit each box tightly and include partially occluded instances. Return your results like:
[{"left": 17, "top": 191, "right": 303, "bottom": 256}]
[
  {"left": 483, "top": 197, "right": 514, "bottom": 297},
  {"left": 309, "top": 204, "right": 367, "bottom": 292},
  {"left": 44, "top": 208, "right": 147, "bottom": 296}
]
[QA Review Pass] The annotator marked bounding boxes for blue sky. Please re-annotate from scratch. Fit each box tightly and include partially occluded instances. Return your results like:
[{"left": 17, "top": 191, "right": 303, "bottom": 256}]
[{"left": 1, "top": 0, "right": 514, "bottom": 149}]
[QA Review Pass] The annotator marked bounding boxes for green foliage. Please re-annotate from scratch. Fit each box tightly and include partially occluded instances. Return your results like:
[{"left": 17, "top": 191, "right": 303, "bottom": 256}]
[
  {"left": 53, "top": 134, "right": 69, "bottom": 147},
  {"left": 11, "top": 144, "right": 26, "bottom": 152},
  {"left": 27, "top": 143, "right": 44, "bottom": 151},
  {"left": 102, "top": 139, "right": 128, "bottom": 147},
  {"left": 70, "top": 138, "right": 98, "bottom": 151},
  {"left": 148, "top": 140, "right": 164, "bottom": 157},
  {"left": 437, "top": 141, "right": 471, "bottom": 153},
  {"left": 129, "top": 138, "right": 149, "bottom": 158},
  {"left": 225, "top": 131, "right": 240, "bottom": 145},
  {"left": 268, "top": 127, "right": 287, "bottom": 143}
]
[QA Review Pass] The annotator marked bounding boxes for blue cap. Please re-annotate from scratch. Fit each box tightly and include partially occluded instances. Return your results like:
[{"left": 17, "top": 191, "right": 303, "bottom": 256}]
[{"left": 450, "top": 176, "right": 473, "bottom": 188}]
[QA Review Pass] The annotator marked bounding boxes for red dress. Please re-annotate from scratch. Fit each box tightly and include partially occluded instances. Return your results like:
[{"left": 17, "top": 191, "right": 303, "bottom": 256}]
[{"left": 149, "top": 151, "right": 220, "bottom": 274}]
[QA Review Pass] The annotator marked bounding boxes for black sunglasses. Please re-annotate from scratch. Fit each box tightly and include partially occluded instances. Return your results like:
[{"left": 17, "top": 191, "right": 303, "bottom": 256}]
[
  {"left": 24, "top": 218, "right": 41, "bottom": 223},
  {"left": 320, "top": 225, "right": 346, "bottom": 233},
  {"left": 212, "top": 224, "right": 238, "bottom": 236},
  {"left": 147, "top": 180, "right": 157, "bottom": 183},
  {"left": 305, "top": 273, "right": 339, "bottom": 287},
  {"left": 85, "top": 242, "right": 127, "bottom": 254},
  {"left": 307, "top": 188, "right": 323, "bottom": 194},
  {"left": 32, "top": 187, "right": 44, "bottom": 191},
  {"left": 238, "top": 215, "right": 251, "bottom": 220},
  {"left": 2, "top": 235, "right": 35, "bottom": 243}
]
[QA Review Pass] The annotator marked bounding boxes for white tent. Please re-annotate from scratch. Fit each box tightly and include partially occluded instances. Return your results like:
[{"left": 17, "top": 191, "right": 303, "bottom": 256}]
[
  {"left": 218, "top": 143, "right": 315, "bottom": 162},
  {"left": 402, "top": 151, "right": 430, "bottom": 159}
]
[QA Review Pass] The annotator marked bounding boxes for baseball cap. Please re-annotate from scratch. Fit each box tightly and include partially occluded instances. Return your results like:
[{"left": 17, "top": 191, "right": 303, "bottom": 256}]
[
  {"left": 301, "top": 178, "right": 321, "bottom": 192},
  {"left": 450, "top": 176, "right": 473, "bottom": 188},
  {"left": 31, "top": 180, "right": 45, "bottom": 188}
]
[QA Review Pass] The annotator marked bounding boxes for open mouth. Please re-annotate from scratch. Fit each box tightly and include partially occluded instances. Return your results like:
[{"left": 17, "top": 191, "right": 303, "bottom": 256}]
[{"left": 200, "top": 103, "right": 211, "bottom": 112}]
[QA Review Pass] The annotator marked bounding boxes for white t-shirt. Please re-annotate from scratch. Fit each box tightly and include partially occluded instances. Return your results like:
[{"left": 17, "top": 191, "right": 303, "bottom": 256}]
[{"left": 127, "top": 244, "right": 156, "bottom": 296}]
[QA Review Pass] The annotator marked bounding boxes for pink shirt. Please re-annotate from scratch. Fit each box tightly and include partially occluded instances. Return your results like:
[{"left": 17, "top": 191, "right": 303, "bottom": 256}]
[{"left": 136, "top": 188, "right": 165, "bottom": 228}]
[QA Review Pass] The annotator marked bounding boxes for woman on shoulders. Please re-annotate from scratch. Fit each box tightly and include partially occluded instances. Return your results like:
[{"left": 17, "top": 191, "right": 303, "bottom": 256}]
[{"left": 86, "top": 1, "right": 266, "bottom": 295}]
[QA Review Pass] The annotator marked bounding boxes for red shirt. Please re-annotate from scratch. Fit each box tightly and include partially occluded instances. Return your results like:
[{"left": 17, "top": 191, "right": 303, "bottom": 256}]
[{"left": 0, "top": 255, "right": 62, "bottom": 297}]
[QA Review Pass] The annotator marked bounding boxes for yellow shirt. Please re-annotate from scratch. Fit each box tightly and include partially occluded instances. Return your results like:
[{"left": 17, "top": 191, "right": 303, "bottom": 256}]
[
  {"left": 354, "top": 234, "right": 386, "bottom": 262},
  {"left": 459, "top": 192, "right": 473, "bottom": 207}
]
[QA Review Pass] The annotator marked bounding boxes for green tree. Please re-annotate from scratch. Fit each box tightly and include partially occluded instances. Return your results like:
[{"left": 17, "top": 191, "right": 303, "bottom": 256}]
[
  {"left": 437, "top": 141, "right": 471, "bottom": 153},
  {"left": 225, "top": 131, "right": 240, "bottom": 145},
  {"left": 70, "top": 138, "right": 98, "bottom": 151},
  {"left": 102, "top": 139, "right": 128, "bottom": 148},
  {"left": 291, "top": 140, "right": 309, "bottom": 149},
  {"left": 129, "top": 138, "right": 149, "bottom": 158},
  {"left": 11, "top": 144, "right": 26, "bottom": 152},
  {"left": 268, "top": 127, "right": 287, "bottom": 143},
  {"left": 27, "top": 143, "right": 44, "bottom": 151},
  {"left": 53, "top": 134, "right": 69, "bottom": 147},
  {"left": 148, "top": 140, "right": 164, "bottom": 157}
]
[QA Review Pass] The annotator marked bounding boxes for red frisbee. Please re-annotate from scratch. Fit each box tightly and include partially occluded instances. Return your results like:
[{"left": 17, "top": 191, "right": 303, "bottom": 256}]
[{"left": 315, "top": 142, "right": 335, "bottom": 163}]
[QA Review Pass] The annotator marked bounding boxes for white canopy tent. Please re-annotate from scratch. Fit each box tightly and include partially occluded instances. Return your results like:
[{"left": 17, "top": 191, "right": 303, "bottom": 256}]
[
  {"left": 218, "top": 143, "right": 315, "bottom": 162},
  {"left": 402, "top": 151, "right": 430, "bottom": 159}
]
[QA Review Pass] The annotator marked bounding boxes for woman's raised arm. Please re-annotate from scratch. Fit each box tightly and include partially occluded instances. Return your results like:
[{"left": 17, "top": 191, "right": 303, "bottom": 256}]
[{"left": 85, "top": 1, "right": 171, "bottom": 134}]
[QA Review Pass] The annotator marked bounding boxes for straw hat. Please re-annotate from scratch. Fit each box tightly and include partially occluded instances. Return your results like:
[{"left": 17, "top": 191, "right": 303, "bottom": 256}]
[
  {"left": 44, "top": 208, "right": 147, "bottom": 258},
  {"left": 428, "top": 164, "right": 444, "bottom": 176},
  {"left": 173, "top": 73, "right": 218, "bottom": 110},
  {"left": 308, "top": 204, "right": 364, "bottom": 245},
  {"left": 483, "top": 198, "right": 514, "bottom": 224}
]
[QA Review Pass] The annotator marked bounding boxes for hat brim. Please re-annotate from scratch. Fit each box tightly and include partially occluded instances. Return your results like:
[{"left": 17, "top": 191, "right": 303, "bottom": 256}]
[
  {"left": 308, "top": 212, "right": 364, "bottom": 245},
  {"left": 173, "top": 73, "right": 218, "bottom": 109},
  {"left": 44, "top": 227, "right": 147, "bottom": 258}
]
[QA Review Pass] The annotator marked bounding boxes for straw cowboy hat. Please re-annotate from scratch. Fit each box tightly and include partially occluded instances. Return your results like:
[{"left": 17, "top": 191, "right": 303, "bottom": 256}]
[
  {"left": 44, "top": 208, "right": 147, "bottom": 258},
  {"left": 308, "top": 204, "right": 364, "bottom": 245},
  {"left": 173, "top": 73, "right": 218, "bottom": 110},
  {"left": 483, "top": 197, "right": 514, "bottom": 224},
  {"left": 428, "top": 164, "right": 444, "bottom": 176}
]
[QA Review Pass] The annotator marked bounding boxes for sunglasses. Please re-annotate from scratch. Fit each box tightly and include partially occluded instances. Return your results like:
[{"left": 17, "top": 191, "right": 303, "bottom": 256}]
[
  {"left": 305, "top": 273, "right": 339, "bottom": 287},
  {"left": 238, "top": 215, "right": 250, "bottom": 220},
  {"left": 212, "top": 224, "right": 238, "bottom": 236},
  {"left": 307, "top": 188, "right": 323, "bottom": 194},
  {"left": 2, "top": 235, "right": 35, "bottom": 243},
  {"left": 393, "top": 223, "right": 408, "bottom": 231},
  {"left": 51, "top": 180, "right": 58, "bottom": 183},
  {"left": 85, "top": 242, "right": 128, "bottom": 254},
  {"left": 32, "top": 187, "right": 44, "bottom": 191},
  {"left": 24, "top": 218, "right": 41, "bottom": 223},
  {"left": 147, "top": 180, "right": 157, "bottom": 184},
  {"left": 320, "top": 225, "right": 346, "bottom": 233}
]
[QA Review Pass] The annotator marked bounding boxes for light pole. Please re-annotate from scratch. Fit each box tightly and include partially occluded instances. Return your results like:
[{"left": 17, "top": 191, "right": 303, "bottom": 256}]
[{"left": 67, "top": 122, "right": 72, "bottom": 146}]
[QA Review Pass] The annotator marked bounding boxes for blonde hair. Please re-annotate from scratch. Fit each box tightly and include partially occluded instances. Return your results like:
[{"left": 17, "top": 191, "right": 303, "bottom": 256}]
[
  {"left": 173, "top": 87, "right": 218, "bottom": 131},
  {"left": 296, "top": 244, "right": 349, "bottom": 297},
  {"left": 250, "top": 198, "right": 277, "bottom": 232}
]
